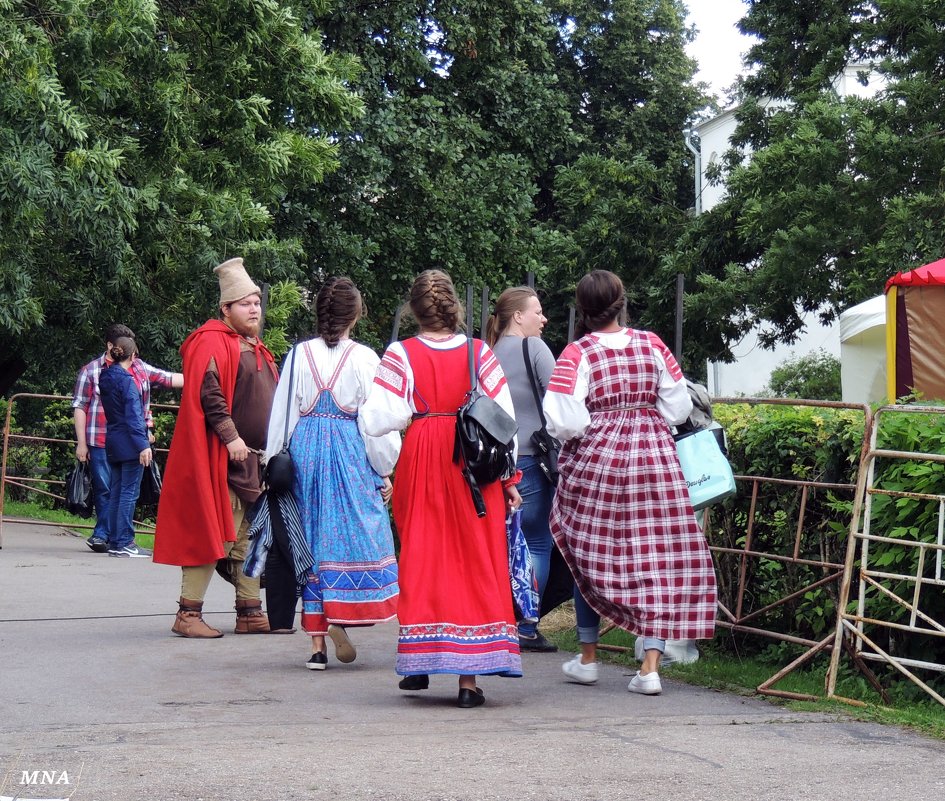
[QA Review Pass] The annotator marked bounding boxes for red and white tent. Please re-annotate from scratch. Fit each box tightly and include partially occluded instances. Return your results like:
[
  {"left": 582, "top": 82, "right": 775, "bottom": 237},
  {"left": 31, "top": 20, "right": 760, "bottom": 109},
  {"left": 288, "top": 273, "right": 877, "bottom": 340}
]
[{"left": 885, "top": 258, "right": 945, "bottom": 401}]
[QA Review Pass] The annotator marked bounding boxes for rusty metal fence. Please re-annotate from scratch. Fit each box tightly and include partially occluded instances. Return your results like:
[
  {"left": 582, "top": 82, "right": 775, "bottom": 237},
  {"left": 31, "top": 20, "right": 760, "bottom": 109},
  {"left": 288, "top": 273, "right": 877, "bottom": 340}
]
[
  {"left": 0, "top": 393, "right": 176, "bottom": 547},
  {"left": 7, "top": 390, "right": 945, "bottom": 706},
  {"left": 827, "top": 404, "right": 945, "bottom": 707}
]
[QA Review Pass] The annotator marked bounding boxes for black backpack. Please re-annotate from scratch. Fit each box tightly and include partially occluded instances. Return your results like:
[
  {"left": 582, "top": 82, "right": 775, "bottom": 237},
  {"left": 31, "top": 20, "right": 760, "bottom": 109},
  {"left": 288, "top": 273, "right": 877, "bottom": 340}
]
[{"left": 454, "top": 336, "right": 518, "bottom": 517}]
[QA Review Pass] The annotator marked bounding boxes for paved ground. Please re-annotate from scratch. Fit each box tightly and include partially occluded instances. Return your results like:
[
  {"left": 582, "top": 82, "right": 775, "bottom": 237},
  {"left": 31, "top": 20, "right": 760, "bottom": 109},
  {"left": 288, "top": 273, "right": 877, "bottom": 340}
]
[{"left": 1, "top": 519, "right": 944, "bottom": 801}]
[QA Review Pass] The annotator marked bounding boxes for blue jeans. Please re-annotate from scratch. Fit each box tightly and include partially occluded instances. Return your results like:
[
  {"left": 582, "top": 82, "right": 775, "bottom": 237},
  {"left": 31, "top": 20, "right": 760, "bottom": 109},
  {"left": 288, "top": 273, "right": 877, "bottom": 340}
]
[
  {"left": 107, "top": 460, "right": 143, "bottom": 550},
  {"left": 517, "top": 455, "right": 554, "bottom": 637},
  {"left": 573, "top": 588, "right": 665, "bottom": 653},
  {"left": 88, "top": 447, "right": 112, "bottom": 542}
]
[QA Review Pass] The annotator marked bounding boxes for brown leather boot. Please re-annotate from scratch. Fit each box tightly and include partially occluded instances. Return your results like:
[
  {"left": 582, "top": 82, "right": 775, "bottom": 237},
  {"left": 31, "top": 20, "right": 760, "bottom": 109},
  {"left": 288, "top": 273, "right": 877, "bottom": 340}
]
[
  {"left": 172, "top": 598, "right": 223, "bottom": 638},
  {"left": 235, "top": 599, "right": 271, "bottom": 634}
]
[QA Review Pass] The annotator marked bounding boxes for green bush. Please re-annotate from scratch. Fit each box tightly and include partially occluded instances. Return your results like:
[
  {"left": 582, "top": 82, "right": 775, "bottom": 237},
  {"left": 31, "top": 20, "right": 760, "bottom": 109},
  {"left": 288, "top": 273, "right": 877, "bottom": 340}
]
[
  {"left": 0, "top": 396, "right": 54, "bottom": 503},
  {"left": 711, "top": 400, "right": 945, "bottom": 672},
  {"left": 864, "top": 407, "right": 945, "bottom": 664},
  {"left": 710, "top": 402, "right": 865, "bottom": 651}
]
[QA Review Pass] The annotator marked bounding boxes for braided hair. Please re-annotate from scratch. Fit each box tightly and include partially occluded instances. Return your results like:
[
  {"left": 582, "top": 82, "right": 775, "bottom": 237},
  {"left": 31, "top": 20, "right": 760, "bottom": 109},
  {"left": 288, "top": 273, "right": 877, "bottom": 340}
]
[
  {"left": 316, "top": 277, "right": 363, "bottom": 348},
  {"left": 408, "top": 269, "right": 464, "bottom": 333},
  {"left": 575, "top": 270, "right": 627, "bottom": 337}
]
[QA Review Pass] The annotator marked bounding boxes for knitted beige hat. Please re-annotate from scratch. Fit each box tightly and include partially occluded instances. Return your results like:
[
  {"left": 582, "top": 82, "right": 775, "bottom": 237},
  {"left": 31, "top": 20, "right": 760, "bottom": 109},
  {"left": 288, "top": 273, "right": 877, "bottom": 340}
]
[{"left": 214, "top": 258, "right": 261, "bottom": 306}]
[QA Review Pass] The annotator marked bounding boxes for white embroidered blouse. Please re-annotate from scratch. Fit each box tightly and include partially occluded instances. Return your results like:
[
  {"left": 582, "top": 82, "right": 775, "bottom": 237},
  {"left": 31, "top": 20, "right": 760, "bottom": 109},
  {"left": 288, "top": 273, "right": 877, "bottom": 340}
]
[
  {"left": 360, "top": 334, "right": 519, "bottom": 461},
  {"left": 264, "top": 337, "right": 401, "bottom": 477},
  {"left": 542, "top": 328, "right": 693, "bottom": 443}
]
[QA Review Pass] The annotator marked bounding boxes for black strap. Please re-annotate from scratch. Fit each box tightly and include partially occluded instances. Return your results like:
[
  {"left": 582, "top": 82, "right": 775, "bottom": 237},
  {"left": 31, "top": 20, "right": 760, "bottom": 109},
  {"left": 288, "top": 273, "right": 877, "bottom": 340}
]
[
  {"left": 466, "top": 332, "right": 477, "bottom": 394},
  {"left": 279, "top": 348, "right": 296, "bottom": 449},
  {"left": 522, "top": 337, "right": 549, "bottom": 428},
  {"left": 460, "top": 333, "right": 487, "bottom": 517}
]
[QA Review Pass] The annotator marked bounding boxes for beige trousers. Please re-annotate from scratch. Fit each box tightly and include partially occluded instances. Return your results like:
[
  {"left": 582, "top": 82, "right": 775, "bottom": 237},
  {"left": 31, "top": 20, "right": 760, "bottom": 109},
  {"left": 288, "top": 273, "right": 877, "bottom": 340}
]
[{"left": 180, "top": 489, "right": 261, "bottom": 602}]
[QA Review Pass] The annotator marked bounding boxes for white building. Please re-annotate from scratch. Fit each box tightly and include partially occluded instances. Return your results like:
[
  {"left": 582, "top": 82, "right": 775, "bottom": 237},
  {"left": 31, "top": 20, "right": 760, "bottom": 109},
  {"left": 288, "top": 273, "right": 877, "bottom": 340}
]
[{"left": 693, "top": 63, "right": 886, "bottom": 400}]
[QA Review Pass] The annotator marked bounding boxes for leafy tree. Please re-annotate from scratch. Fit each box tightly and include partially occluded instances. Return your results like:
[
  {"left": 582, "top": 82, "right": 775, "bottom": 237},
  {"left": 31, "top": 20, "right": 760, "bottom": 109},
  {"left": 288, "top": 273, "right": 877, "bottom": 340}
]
[
  {"left": 0, "top": 0, "right": 360, "bottom": 391},
  {"left": 766, "top": 349, "right": 842, "bottom": 400},
  {"left": 672, "top": 1, "right": 945, "bottom": 366},
  {"left": 542, "top": 0, "right": 708, "bottom": 358},
  {"left": 299, "top": 0, "right": 574, "bottom": 347},
  {"left": 297, "top": 0, "right": 706, "bottom": 354}
]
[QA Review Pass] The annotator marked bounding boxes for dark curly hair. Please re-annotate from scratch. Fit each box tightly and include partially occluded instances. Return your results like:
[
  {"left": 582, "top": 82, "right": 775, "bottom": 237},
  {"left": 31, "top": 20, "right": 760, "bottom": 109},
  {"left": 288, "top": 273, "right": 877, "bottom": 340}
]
[
  {"left": 575, "top": 270, "right": 627, "bottom": 337},
  {"left": 316, "top": 277, "right": 363, "bottom": 348},
  {"left": 104, "top": 323, "right": 135, "bottom": 345},
  {"left": 408, "top": 269, "right": 464, "bottom": 333}
]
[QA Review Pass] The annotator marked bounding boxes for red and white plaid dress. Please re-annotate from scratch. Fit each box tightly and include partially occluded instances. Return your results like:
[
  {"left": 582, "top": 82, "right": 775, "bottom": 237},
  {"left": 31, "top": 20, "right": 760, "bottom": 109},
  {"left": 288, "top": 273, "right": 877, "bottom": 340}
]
[{"left": 544, "top": 328, "right": 717, "bottom": 640}]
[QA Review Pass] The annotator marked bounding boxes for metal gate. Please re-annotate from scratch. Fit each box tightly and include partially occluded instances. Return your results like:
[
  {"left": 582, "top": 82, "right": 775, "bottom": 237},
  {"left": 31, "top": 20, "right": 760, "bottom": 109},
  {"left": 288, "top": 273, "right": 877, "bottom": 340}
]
[
  {"left": 827, "top": 404, "right": 945, "bottom": 707},
  {"left": 0, "top": 393, "right": 174, "bottom": 547}
]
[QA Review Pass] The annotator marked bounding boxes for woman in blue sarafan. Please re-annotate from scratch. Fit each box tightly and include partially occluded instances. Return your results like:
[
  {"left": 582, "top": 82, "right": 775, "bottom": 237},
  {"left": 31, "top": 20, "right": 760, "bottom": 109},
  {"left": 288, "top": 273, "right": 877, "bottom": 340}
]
[{"left": 265, "top": 277, "right": 401, "bottom": 671}]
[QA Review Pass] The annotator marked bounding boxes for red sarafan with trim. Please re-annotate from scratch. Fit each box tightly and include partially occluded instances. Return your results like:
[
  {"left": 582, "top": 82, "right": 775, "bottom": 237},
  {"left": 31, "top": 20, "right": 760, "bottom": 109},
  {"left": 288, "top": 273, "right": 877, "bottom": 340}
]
[{"left": 548, "top": 328, "right": 717, "bottom": 640}]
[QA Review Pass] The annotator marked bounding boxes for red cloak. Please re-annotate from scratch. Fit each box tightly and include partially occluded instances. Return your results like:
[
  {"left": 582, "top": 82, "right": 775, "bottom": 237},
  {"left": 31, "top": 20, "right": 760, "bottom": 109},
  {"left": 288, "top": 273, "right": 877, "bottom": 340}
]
[{"left": 153, "top": 320, "right": 273, "bottom": 567}]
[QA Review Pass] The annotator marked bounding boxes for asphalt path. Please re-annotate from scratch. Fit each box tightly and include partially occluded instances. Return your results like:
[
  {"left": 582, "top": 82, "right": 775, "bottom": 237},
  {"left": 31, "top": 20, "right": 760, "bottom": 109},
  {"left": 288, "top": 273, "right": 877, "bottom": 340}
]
[{"left": 1, "top": 520, "right": 943, "bottom": 801}]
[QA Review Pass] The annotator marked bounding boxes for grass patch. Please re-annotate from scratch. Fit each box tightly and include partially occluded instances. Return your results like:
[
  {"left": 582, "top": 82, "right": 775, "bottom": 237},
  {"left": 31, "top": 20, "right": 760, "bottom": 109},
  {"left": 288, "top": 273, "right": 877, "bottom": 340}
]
[
  {"left": 2, "top": 499, "right": 155, "bottom": 548},
  {"left": 544, "top": 606, "right": 945, "bottom": 739}
]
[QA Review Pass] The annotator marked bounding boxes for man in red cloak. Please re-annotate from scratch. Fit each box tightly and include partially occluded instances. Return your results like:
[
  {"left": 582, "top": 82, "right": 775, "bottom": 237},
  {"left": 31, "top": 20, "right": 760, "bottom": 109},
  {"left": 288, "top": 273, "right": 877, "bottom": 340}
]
[{"left": 154, "top": 258, "right": 280, "bottom": 638}]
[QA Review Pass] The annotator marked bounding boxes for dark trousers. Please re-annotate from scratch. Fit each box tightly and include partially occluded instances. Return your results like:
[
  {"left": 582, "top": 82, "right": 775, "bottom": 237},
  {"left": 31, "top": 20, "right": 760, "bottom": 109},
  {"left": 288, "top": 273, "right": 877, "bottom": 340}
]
[{"left": 264, "top": 494, "right": 299, "bottom": 630}]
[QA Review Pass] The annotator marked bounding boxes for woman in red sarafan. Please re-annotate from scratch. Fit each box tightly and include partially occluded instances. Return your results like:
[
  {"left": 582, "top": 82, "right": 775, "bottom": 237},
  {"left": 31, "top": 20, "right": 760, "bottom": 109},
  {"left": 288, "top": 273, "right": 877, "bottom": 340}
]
[
  {"left": 543, "top": 270, "right": 717, "bottom": 697},
  {"left": 361, "top": 269, "right": 523, "bottom": 709}
]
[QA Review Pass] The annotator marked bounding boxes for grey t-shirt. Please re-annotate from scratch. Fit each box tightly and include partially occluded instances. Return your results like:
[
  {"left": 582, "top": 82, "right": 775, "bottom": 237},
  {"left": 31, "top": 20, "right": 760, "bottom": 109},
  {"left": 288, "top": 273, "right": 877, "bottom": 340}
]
[{"left": 492, "top": 335, "right": 556, "bottom": 455}]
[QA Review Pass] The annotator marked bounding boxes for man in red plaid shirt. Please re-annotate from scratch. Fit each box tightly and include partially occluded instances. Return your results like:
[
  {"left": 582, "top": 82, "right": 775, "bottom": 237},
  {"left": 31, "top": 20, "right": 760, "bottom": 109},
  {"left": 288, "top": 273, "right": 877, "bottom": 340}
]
[{"left": 72, "top": 324, "right": 183, "bottom": 553}]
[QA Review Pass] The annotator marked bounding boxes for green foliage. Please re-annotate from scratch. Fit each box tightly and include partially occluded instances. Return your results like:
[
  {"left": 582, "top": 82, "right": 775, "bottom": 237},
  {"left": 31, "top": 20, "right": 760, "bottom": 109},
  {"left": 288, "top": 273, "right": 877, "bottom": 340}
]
[
  {"left": 0, "top": 395, "right": 54, "bottom": 502},
  {"left": 262, "top": 280, "right": 307, "bottom": 361},
  {"left": 297, "top": 0, "right": 578, "bottom": 346},
  {"left": 543, "top": 0, "right": 706, "bottom": 352},
  {"left": 3, "top": 0, "right": 709, "bottom": 387},
  {"left": 0, "top": 0, "right": 361, "bottom": 391},
  {"left": 710, "top": 401, "right": 945, "bottom": 667},
  {"left": 293, "top": 0, "right": 707, "bottom": 353},
  {"left": 710, "top": 402, "right": 865, "bottom": 646},
  {"left": 672, "top": 2, "right": 945, "bottom": 363},
  {"left": 863, "top": 408, "right": 945, "bottom": 664},
  {"left": 767, "top": 349, "right": 842, "bottom": 400}
]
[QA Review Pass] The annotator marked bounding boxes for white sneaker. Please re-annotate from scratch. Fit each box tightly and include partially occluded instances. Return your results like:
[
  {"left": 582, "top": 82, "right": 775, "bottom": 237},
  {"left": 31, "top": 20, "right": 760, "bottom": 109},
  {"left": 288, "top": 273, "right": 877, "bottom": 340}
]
[
  {"left": 562, "top": 654, "right": 599, "bottom": 685},
  {"left": 627, "top": 670, "right": 662, "bottom": 695}
]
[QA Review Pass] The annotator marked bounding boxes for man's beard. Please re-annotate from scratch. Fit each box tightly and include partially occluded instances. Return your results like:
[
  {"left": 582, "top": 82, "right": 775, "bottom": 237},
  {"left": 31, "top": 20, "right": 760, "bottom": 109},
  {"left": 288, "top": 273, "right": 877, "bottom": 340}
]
[{"left": 230, "top": 319, "right": 260, "bottom": 338}]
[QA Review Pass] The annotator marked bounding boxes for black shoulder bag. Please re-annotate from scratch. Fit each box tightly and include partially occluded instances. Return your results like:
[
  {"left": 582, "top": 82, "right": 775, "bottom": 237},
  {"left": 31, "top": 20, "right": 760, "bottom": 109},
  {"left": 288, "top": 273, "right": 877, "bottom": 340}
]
[
  {"left": 264, "top": 347, "right": 296, "bottom": 494},
  {"left": 454, "top": 336, "right": 518, "bottom": 517},
  {"left": 522, "top": 338, "right": 560, "bottom": 486}
]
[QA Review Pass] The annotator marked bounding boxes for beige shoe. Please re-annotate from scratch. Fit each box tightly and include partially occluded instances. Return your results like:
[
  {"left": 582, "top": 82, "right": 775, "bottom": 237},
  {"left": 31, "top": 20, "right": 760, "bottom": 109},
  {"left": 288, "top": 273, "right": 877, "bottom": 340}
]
[
  {"left": 172, "top": 598, "right": 223, "bottom": 639},
  {"left": 328, "top": 624, "right": 357, "bottom": 663},
  {"left": 234, "top": 599, "right": 271, "bottom": 634}
]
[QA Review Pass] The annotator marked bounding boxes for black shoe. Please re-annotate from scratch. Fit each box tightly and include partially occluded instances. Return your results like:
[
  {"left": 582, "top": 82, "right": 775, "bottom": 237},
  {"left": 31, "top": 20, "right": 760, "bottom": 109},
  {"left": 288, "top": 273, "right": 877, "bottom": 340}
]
[
  {"left": 457, "top": 687, "right": 486, "bottom": 708},
  {"left": 306, "top": 651, "right": 328, "bottom": 671},
  {"left": 86, "top": 537, "right": 108, "bottom": 553},
  {"left": 519, "top": 631, "right": 558, "bottom": 653},
  {"left": 398, "top": 674, "right": 430, "bottom": 691}
]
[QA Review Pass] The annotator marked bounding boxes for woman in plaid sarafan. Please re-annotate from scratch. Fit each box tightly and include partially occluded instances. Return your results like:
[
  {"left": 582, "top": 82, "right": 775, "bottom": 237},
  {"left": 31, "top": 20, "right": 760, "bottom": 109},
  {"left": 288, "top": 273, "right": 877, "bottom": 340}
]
[{"left": 543, "top": 270, "right": 717, "bottom": 696}]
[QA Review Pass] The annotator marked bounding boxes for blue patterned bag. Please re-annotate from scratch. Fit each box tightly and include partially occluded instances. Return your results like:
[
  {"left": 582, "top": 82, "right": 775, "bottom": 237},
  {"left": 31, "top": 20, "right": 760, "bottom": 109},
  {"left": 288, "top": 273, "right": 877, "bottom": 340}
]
[{"left": 507, "top": 510, "right": 539, "bottom": 625}]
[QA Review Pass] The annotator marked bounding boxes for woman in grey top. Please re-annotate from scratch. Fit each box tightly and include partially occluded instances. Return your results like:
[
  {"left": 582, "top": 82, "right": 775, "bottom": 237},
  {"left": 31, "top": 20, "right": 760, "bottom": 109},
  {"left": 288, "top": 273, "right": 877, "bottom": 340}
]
[{"left": 487, "top": 286, "right": 558, "bottom": 652}]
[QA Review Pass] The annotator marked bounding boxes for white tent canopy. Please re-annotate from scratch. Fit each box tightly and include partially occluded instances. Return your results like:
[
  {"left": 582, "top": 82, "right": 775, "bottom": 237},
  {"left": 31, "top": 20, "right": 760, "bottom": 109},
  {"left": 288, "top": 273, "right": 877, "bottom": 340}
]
[{"left": 839, "top": 295, "right": 886, "bottom": 404}]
